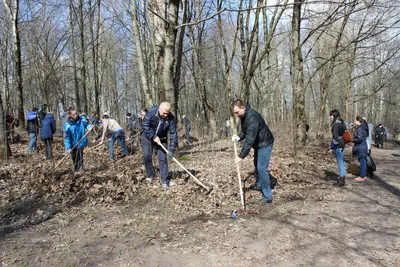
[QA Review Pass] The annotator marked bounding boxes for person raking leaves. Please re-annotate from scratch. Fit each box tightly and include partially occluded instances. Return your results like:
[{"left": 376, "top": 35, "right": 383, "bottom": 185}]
[{"left": 231, "top": 100, "right": 275, "bottom": 204}]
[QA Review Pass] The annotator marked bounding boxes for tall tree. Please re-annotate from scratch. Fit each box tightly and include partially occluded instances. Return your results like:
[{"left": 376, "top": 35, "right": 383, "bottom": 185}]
[
  {"left": 2, "top": 0, "right": 24, "bottom": 128},
  {"left": 291, "top": 0, "right": 306, "bottom": 155}
]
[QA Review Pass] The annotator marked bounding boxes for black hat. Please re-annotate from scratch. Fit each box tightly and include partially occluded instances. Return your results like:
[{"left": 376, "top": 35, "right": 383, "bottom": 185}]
[{"left": 126, "top": 113, "right": 132, "bottom": 117}]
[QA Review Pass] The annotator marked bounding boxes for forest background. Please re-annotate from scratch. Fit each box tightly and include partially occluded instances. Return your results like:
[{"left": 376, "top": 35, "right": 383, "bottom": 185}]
[{"left": 1, "top": 0, "right": 400, "bottom": 156}]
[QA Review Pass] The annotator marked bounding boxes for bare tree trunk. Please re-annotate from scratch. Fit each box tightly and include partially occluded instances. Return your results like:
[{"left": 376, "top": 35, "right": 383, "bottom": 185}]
[
  {"left": 89, "top": 0, "right": 101, "bottom": 116},
  {"left": 217, "top": 0, "right": 239, "bottom": 134},
  {"left": 3, "top": 0, "right": 24, "bottom": 128},
  {"left": 1, "top": 31, "right": 10, "bottom": 111},
  {"left": 163, "top": 0, "right": 179, "bottom": 114},
  {"left": 131, "top": 0, "right": 154, "bottom": 107},
  {"left": 69, "top": 0, "right": 80, "bottom": 111},
  {"left": 291, "top": 0, "right": 306, "bottom": 156},
  {"left": 78, "top": 0, "right": 88, "bottom": 113},
  {"left": 173, "top": 0, "right": 188, "bottom": 115},
  {"left": 0, "top": 87, "right": 11, "bottom": 158}
]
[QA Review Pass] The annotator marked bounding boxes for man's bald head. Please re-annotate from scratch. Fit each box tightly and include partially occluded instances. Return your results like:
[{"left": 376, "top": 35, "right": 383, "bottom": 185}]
[{"left": 159, "top": 102, "right": 171, "bottom": 118}]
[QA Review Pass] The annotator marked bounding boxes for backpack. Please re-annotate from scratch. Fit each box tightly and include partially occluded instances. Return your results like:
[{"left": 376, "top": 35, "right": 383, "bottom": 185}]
[
  {"left": 343, "top": 131, "right": 353, "bottom": 144},
  {"left": 367, "top": 155, "right": 376, "bottom": 171}
]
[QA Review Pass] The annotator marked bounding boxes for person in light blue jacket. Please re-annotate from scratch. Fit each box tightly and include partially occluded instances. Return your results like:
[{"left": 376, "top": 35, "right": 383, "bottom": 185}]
[{"left": 64, "top": 108, "right": 91, "bottom": 172}]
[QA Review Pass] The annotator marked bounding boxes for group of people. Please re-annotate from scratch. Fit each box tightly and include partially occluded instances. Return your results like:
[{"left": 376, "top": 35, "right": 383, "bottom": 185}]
[
  {"left": 24, "top": 100, "right": 275, "bottom": 203},
  {"left": 330, "top": 110, "right": 384, "bottom": 186},
  {"left": 26, "top": 105, "right": 56, "bottom": 163}
]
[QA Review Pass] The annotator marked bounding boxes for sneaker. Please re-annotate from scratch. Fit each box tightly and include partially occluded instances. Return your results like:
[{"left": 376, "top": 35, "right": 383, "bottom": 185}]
[
  {"left": 162, "top": 183, "right": 170, "bottom": 189},
  {"left": 146, "top": 176, "right": 155, "bottom": 182},
  {"left": 355, "top": 177, "right": 366, "bottom": 182},
  {"left": 254, "top": 198, "right": 272, "bottom": 204}
]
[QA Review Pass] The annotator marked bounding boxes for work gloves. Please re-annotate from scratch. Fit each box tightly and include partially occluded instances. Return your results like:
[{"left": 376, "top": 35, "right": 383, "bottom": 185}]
[
  {"left": 232, "top": 135, "right": 240, "bottom": 142},
  {"left": 167, "top": 150, "right": 175, "bottom": 158},
  {"left": 87, "top": 124, "right": 93, "bottom": 130}
]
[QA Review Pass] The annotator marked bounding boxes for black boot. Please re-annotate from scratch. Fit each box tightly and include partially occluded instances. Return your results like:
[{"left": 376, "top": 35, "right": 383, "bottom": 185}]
[{"left": 333, "top": 177, "right": 345, "bottom": 187}]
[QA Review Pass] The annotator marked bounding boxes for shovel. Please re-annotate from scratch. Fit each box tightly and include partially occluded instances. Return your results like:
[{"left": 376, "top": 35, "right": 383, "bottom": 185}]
[{"left": 158, "top": 142, "right": 213, "bottom": 195}]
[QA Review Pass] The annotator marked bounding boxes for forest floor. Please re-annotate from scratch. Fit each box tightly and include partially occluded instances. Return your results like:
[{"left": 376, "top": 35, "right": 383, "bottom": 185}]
[{"left": 0, "top": 131, "right": 399, "bottom": 267}]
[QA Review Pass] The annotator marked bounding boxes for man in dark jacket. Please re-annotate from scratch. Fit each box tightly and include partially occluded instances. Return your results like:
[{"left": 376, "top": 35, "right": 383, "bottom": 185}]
[
  {"left": 143, "top": 102, "right": 177, "bottom": 189},
  {"left": 181, "top": 114, "right": 192, "bottom": 144},
  {"left": 40, "top": 112, "right": 56, "bottom": 161},
  {"left": 26, "top": 107, "right": 39, "bottom": 152},
  {"left": 232, "top": 100, "right": 275, "bottom": 204},
  {"left": 375, "top": 124, "right": 385, "bottom": 148},
  {"left": 126, "top": 113, "right": 136, "bottom": 138}
]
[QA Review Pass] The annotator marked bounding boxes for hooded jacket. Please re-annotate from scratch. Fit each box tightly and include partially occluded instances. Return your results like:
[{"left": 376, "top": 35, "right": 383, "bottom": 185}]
[
  {"left": 353, "top": 123, "right": 368, "bottom": 159},
  {"left": 40, "top": 113, "right": 56, "bottom": 140},
  {"left": 143, "top": 106, "right": 177, "bottom": 150},
  {"left": 64, "top": 115, "right": 89, "bottom": 150},
  {"left": 237, "top": 106, "right": 274, "bottom": 159}
]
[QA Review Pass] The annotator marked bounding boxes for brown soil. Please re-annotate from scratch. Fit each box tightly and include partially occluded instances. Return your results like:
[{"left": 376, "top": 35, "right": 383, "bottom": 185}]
[{"left": 0, "top": 135, "right": 399, "bottom": 267}]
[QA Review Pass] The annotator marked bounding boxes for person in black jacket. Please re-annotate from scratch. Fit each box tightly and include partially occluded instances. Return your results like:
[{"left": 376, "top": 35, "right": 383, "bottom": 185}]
[
  {"left": 142, "top": 102, "right": 177, "bottom": 189},
  {"left": 329, "top": 109, "right": 346, "bottom": 186},
  {"left": 26, "top": 107, "right": 39, "bottom": 152},
  {"left": 181, "top": 114, "right": 192, "bottom": 144},
  {"left": 353, "top": 116, "right": 368, "bottom": 182},
  {"left": 231, "top": 100, "right": 275, "bottom": 204},
  {"left": 40, "top": 112, "right": 56, "bottom": 161},
  {"left": 375, "top": 124, "right": 385, "bottom": 148}
]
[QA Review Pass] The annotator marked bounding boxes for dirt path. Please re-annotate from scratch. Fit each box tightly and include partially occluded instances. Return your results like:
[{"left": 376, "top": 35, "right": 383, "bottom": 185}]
[{"left": 1, "top": 142, "right": 399, "bottom": 267}]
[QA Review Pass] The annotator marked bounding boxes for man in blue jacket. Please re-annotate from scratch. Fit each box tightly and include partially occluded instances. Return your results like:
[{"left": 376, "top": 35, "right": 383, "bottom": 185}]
[
  {"left": 64, "top": 108, "right": 91, "bottom": 172},
  {"left": 142, "top": 102, "right": 177, "bottom": 189},
  {"left": 40, "top": 112, "right": 56, "bottom": 161},
  {"left": 232, "top": 100, "right": 275, "bottom": 204}
]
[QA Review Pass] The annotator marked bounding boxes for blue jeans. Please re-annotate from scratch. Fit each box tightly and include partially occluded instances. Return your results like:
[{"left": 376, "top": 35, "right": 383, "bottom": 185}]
[
  {"left": 185, "top": 127, "right": 192, "bottom": 143},
  {"left": 359, "top": 157, "right": 367, "bottom": 178},
  {"left": 254, "top": 144, "right": 273, "bottom": 201},
  {"left": 334, "top": 148, "right": 346, "bottom": 177},
  {"left": 28, "top": 133, "right": 37, "bottom": 151},
  {"left": 109, "top": 129, "right": 129, "bottom": 160},
  {"left": 142, "top": 136, "right": 169, "bottom": 184}
]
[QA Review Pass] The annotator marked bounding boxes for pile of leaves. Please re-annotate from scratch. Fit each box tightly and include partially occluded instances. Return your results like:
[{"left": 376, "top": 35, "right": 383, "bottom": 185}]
[{"left": 0, "top": 132, "right": 344, "bottom": 229}]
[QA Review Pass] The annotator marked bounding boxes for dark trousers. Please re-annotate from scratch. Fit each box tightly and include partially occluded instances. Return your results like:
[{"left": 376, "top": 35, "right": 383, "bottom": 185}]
[
  {"left": 142, "top": 136, "right": 168, "bottom": 184},
  {"left": 43, "top": 138, "right": 53, "bottom": 160},
  {"left": 71, "top": 148, "right": 84, "bottom": 172},
  {"left": 185, "top": 127, "right": 192, "bottom": 143}
]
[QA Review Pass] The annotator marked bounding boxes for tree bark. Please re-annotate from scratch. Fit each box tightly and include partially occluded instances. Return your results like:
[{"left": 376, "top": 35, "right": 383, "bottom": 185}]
[
  {"left": 163, "top": 0, "right": 179, "bottom": 114},
  {"left": 69, "top": 0, "right": 81, "bottom": 111},
  {"left": 3, "top": 0, "right": 24, "bottom": 128},
  {"left": 78, "top": 0, "right": 88, "bottom": 113},
  {"left": 291, "top": 0, "right": 306, "bottom": 156},
  {"left": 131, "top": 0, "right": 154, "bottom": 107}
]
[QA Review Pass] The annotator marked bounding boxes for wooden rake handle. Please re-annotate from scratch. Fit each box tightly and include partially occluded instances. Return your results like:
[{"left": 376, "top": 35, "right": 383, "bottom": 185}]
[
  {"left": 158, "top": 142, "right": 211, "bottom": 192},
  {"left": 53, "top": 127, "right": 93, "bottom": 171},
  {"left": 234, "top": 142, "right": 245, "bottom": 210}
]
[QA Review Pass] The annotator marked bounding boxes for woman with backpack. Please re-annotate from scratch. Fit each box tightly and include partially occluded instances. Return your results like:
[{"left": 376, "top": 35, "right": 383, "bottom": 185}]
[
  {"left": 329, "top": 109, "right": 346, "bottom": 186},
  {"left": 353, "top": 117, "right": 369, "bottom": 182}
]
